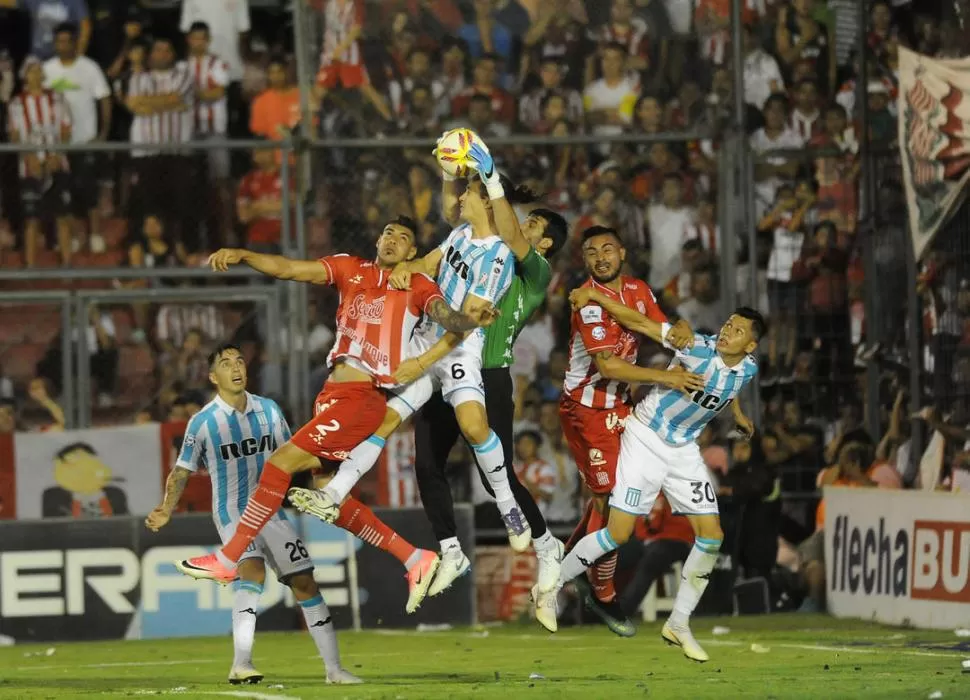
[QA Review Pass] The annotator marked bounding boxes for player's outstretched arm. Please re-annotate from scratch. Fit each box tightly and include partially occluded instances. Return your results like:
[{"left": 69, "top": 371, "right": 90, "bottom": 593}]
[
  {"left": 731, "top": 399, "right": 755, "bottom": 438},
  {"left": 209, "top": 248, "right": 330, "bottom": 284},
  {"left": 426, "top": 297, "right": 497, "bottom": 333},
  {"left": 145, "top": 466, "right": 191, "bottom": 532},
  {"left": 593, "top": 351, "right": 705, "bottom": 393},
  {"left": 389, "top": 248, "right": 444, "bottom": 290},
  {"left": 467, "top": 141, "right": 531, "bottom": 261},
  {"left": 570, "top": 287, "right": 693, "bottom": 349}
]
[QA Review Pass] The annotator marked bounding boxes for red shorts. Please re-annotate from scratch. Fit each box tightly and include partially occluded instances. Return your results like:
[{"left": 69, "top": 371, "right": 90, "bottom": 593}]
[
  {"left": 558, "top": 396, "right": 630, "bottom": 495},
  {"left": 291, "top": 381, "right": 386, "bottom": 462},
  {"left": 316, "top": 62, "right": 369, "bottom": 89}
]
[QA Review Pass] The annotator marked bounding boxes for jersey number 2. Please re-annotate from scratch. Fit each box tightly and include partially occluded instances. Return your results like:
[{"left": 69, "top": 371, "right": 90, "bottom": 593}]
[{"left": 689, "top": 389, "right": 724, "bottom": 412}]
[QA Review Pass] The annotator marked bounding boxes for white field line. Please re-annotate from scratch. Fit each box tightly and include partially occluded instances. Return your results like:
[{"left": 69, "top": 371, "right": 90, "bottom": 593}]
[
  {"left": 703, "top": 639, "right": 961, "bottom": 658},
  {"left": 14, "top": 658, "right": 221, "bottom": 672}
]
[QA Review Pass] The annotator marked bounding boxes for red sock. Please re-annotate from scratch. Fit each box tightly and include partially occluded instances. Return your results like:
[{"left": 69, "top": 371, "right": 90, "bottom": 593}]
[
  {"left": 222, "top": 463, "right": 291, "bottom": 562},
  {"left": 585, "top": 506, "right": 617, "bottom": 602},
  {"left": 335, "top": 496, "right": 416, "bottom": 568},
  {"left": 566, "top": 500, "right": 594, "bottom": 553}
]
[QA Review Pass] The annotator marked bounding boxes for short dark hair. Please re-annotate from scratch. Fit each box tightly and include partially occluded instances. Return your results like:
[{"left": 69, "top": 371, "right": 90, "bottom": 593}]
[
  {"left": 734, "top": 306, "right": 767, "bottom": 341},
  {"left": 499, "top": 174, "right": 540, "bottom": 205},
  {"left": 56, "top": 442, "right": 96, "bottom": 461},
  {"left": 188, "top": 21, "right": 210, "bottom": 37},
  {"left": 841, "top": 442, "right": 871, "bottom": 468},
  {"left": 387, "top": 215, "right": 418, "bottom": 238},
  {"left": 267, "top": 53, "right": 288, "bottom": 70},
  {"left": 478, "top": 52, "right": 500, "bottom": 65},
  {"left": 207, "top": 343, "right": 242, "bottom": 370},
  {"left": 469, "top": 93, "right": 492, "bottom": 108},
  {"left": 530, "top": 208, "right": 568, "bottom": 259},
  {"left": 763, "top": 92, "right": 789, "bottom": 113},
  {"left": 582, "top": 225, "right": 623, "bottom": 246},
  {"left": 515, "top": 429, "right": 543, "bottom": 447},
  {"left": 602, "top": 41, "right": 627, "bottom": 55},
  {"left": 54, "top": 22, "right": 78, "bottom": 39}
]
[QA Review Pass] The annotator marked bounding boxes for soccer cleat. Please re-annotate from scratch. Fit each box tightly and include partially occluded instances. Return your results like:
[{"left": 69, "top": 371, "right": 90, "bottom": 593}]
[
  {"left": 326, "top": 667, "right": 364, "bottom": 684},
  {"left": 405, "top": 549, "right": 440, "bottom": 614},
  {"left": 287, "top": 487, "right": 340, "bottom": 523},
  {"left": 176, "top": 553, "right": 236, "bottom": 585},
  {"left": 532, "top": 584, "right": 559, "bottom": 633},
  {"left": 428, "top": 547, "right": 471, "bottom": 598},
  {"left": 502, "top": 506, "right": 532, "bottom": 553},
  {"left": 574, "top": 576, "right": 636, "bottom": 637},
  {"left": 228, "top": 663, "right": 264, "bottom": 685},
  {"left": 662, "top": 622, "right": 710, "bottom": 662},
  {"left": 535, "top": 538, "right": 564, "bottom": 593}
]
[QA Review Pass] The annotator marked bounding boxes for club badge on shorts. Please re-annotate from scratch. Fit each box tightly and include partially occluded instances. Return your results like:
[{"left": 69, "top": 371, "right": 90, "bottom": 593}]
[{"left": 625, "top": 488, "right": 642, "bottom": 509}]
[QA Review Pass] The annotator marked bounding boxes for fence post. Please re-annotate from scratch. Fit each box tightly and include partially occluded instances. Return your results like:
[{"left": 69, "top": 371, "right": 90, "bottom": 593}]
[
  {"left": 60, "top": 294, "right": 75, "bottom": 430},
  {"left": 75, "top": 294, "right": 91, "bottom": 428}
]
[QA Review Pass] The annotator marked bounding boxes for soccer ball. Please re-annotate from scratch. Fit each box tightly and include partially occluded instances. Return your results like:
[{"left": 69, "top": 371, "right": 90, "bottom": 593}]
[{"left": 435, "top": 128, "right": 478, "bottom": 178}]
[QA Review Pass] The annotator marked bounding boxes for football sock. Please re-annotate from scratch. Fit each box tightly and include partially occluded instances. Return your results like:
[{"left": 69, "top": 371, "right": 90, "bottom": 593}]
[
  {"left": 439, "top": 536, "right": 461, "bottom": 554},
  {"left": 335, "top": 495, "right": 416, "bottom": 568},
  {"left": 565, "top": 500, "right": 594, "bottom": 552},
  {"left": 300, "top": 594, "right": 342, "bottom": 672},
  {"left": 586, "top": 506, "right": 617, "bottom": 602},
  {"left": 532, "top": 530, "right": 557, "bottom": 553},
  {"left": 669, "top": 538, "right": 722, "bottom": 628},
  {"left": 221, "top": 463, "right": 290, "bottom": 564},
  {"left": 558, "top": 528, "right": 619, "bottom": 586},
  {"left": 473, "top": 431, "right": 515, "bottom": 511},
  {"left": 325, "top": 435, "right": 385, "bottom": 503},
  {"left": 231, "top": 580, "right": 262, "bottom": 666}
]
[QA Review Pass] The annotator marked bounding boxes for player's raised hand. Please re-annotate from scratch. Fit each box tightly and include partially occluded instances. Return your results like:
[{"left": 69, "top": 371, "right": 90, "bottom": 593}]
[
  {"left": 145, "top": 505, "right": 172, "bottom": 532},
  {"left": 467, "top": 302, "right": 500, "bottom": 327},
  {"left": 208, "top": 248, "right": 245, "bottom": 272},
  {"left": 660, "top": 366, "right": 705, "bottom": 393},
  {"left": 665, "top": 319, "right": 695, "bottom": 349},
  {"left": 392, "top": 358, "right": 426, "bottom": 385},
  {"left": 389, "top": 262, "right": 412, "bottom": 290},
  {"left": 468, "top": 141, "right": 494, "bottom": 179}
]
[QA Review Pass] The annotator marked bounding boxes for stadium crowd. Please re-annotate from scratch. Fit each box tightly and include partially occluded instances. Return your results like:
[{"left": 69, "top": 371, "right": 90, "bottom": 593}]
[{"left": 0, "top": 0, "right": 969, "bottom": 611}]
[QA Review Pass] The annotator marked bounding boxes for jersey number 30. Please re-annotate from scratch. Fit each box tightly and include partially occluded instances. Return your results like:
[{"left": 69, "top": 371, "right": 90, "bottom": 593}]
[{"left": 689, "top": 389, "right": 726, "bottom": 412}]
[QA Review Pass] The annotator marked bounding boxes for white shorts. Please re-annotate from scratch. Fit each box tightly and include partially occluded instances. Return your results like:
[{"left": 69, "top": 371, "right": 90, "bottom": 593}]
[
  {"left": 387, "top": 333, "right": 485, "bottom": 420},
  {"left": 610, "top": 416, "right": 719, "bottom": 518},
  {"left": 215, "top": 510, "right": 313, "bottom": 581}
]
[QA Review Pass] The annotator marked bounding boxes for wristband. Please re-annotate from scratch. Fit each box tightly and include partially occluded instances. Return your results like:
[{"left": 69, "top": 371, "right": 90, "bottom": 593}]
[
  {"left": 485, "top": 175, "right": 505, "bottom": 200},
  {"left": 661, "top": 321, "right": 672, "bottom": 340},
  {"left": 442, "top": 171, "right": 457, "bottom": 182}
]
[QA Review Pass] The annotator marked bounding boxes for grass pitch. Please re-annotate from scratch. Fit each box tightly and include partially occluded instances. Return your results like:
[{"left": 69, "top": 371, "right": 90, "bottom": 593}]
[{"left": 1, "top": 614, "right": 967, "bottom": 699}]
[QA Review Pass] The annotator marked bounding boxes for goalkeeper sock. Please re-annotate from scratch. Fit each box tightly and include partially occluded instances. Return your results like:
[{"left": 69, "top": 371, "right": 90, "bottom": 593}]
[
  {"left": 231, "top": 580, "right": 262, "bottom": 666},
  {"left": 558, "top": 528, "right": 619, "bottom": 586},
  {"left": 325, "top": 435, "right": 385, "bottom": 503},
  {"left": 300, "top": 593, "right": 342, "bottom": 673},
  {"left": 669, "top": 537, "right": 722, "bottom": 628}
]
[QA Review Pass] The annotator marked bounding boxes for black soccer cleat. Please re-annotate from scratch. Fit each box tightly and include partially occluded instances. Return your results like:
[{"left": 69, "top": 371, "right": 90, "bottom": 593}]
[{"left": 574, "top": 576, "right": 637, "bottom": 637}]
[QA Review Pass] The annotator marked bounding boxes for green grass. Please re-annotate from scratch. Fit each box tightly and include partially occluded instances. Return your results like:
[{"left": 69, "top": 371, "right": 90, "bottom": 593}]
[{"left": 1, "top": 615, "right": 967, "bottom": 699}]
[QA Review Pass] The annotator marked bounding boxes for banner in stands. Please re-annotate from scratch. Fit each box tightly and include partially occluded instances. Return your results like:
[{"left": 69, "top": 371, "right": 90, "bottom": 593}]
[
  {"left": 824, "top": 487, "right": 970, "bottom": 629},
  {"left": 898, "top": 46, "right": 970, "bottom": 261},
  {"left": 13, "top": 425, "right": 164, "bottom": 520},
  {"left": 0, "top": 507, "right": 473, "bottom": 642}
]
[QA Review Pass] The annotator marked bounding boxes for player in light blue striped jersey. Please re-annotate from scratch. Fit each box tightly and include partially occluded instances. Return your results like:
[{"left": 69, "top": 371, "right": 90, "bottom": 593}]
[
  {"left": 145, "top": 343, "right": 360, "bottom": 686},
  {"left": 535, "top": 295, "right": 763, "bottom": 664}
]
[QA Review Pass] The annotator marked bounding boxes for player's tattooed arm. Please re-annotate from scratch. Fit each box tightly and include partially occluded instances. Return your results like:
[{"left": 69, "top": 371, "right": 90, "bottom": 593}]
[
  {"left": 145, "top": 466, "right": 191, "bottom": 531},
  {"left": 208, "top": 248, "right": 330, "bottom": 284},
  {"left": 426, "top": 298, "right": 497, "bottom": 332}
]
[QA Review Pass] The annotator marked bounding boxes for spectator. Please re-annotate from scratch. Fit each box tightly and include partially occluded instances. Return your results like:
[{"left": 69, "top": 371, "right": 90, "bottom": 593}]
[
  {"left": 237, "top": 144, "right": 294, "bottom": 253},
  {"left": 126, "top": 213, "right": 187, "bottom": 340},
  {"left": 775, "top": 0, "right": 835, "bottom": 96},
  {"left": 43, "top": 21, "right": 111, "bottom": 249},
  {"left": 521, "top": 3, "right": 589, "bottom": 91},
  {"left": 590, "top": 0, "right": 651, "bottom": 75},
  {"left": 387, "top": 47, "right": 445, "bottom": 126},
  {"left": 406, "top": 162, "right": 441, "bottom": 233},
  {"left": 439, "top": 36, "right": 469, "bottom": 104},
  {"left": 513, "top": 429, "right": 556, "bottom": 518},
  {"left": 0, "top": 0, "right": 92, "bottom": 60},
  {"left": 742, "top": 21, "right": 784, "bottom": 111},
  {"left": 809, "top": 104, "right": 859, "bottom": 236},
  {"left": 662, "top": 238, "right": 708, "bottom": 307},
  {"left": 451, "top": 92, "right": 510, "bottom": 138},
  {"left": 37, "top": 304, "right": 118, "bottom": 406},
  {"left": 518, "top": 57, "right": 583, "bottom": 131},
  {"left": 458, "top": 0, "right": 515, "bottom": 63},
  {"left": 583, "top": 42, "right": 639, "bottom": 142},
  {"left": 750, "top": 93, "right": 803, "bottom": 217},
  {"left": 401, "top": 83, "right": 442, "bottom": 135},
  {"left": 250, "top": 54, "right": 300, "bottom": 141},
  {"left": 160, "top": 327, "right": 212, "bottom": 396},
  {"left": 631, "top": 92, "right": 663, "bottom": 136},
  {"left": 676, "top": 264, "right": 720, "bottom": 334},
  {"left": 7, "top": 55, "right": 73, "bottom": 267},
  {"left": 90, "top": 0, "right": 147, "bottom": 78},
  {"left": 788, "top": 78, "right": 821, "bottom": 142},
  {"left": 682, "top": 194, "right": 720, "bottom": 255},
  {"left": 647, "top": 172, "right": 696, "bottom": 290},
  {"left": 155, "top": 299, "right": 225, "bottom": 359},
  {"left": 536, "top": 398, "right": 579, "bottom": 522},
  {"left": 451, "top": 52, "right": 515, "bottom": 125}
]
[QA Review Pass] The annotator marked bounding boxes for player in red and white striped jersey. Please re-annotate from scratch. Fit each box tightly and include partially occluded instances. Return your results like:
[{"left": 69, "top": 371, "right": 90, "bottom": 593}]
[
  {"left": 558, "top": 226, "right": 701, "bottom": 636},
  {"left": 7, "top": 56, "right": 73, "bottom": 267},
  {"left": 176, "top": 216, "right": 498, "bottom": 615}
]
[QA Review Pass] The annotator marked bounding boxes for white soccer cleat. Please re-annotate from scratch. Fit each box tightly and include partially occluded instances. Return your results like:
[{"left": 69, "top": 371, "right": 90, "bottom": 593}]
[
  {"left": 662, "top": 622, "right": 710, "bottom": 662},
  {"left": 532, "top": 584, "right": 559, "bottom": 633},
  {"left": 326, "top": 667, "right": 364, "bottom": 684},
  {"left": 428, "top": 547, "right": 471, "bottom": 598},
  {"left": 228, "top": 663, "right": 264, "bottom": 685},
  {"left": 288, "top": 487, "right": 340, "bottom": 523},
  {"left": 502, "top": 506, "right": 532, "bottom": 553},
  {"left": 535, "top": 538, "right": 564, "bottom": 593}
]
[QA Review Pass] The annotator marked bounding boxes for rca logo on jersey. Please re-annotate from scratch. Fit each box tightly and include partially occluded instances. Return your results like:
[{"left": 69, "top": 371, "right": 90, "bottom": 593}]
[
  {"left": 219, "top": 434, "right": 276, "bottom": 460},
  {"left": 829, "top": 515, "right": 970, "bottom": 603},
  {"left": 445, "top": 246, "right": 470, "bottom": 280},
  {"left": 588, "top": 448, "right": 606, "bottom": 466},
  {"left": 346, "top": 294, "right": 385, "bottom": 324}
]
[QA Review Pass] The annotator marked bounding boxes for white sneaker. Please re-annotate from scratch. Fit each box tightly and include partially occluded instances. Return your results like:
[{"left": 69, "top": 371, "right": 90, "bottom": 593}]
[
  {"left": 502, "top": 505, "right": 532, "bottom": 553},
  {"left": 288, "top": 487, "right": 339, "bottom": 523},
  {"left": 662, "top": 622, "right": 709, "bottom": 662},
  {"left": 532, "top": 584, "right": 559, "bottom": 633},
  {"left": 427, "top": 547, "right": 471, "bottom": 597},
  {"left": 228, "top": 663, "right": 264, "bottom": 685},
  {"left": 327, "top": 667, "right": 363, "bottom": 684},
  {"left": 535, "top": 538, "right": 564, "bottom": 593}
]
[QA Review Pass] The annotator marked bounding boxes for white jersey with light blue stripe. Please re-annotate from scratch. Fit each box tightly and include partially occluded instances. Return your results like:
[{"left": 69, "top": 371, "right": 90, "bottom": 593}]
[
  {"left": 417, "top": 223, "right": 514, "bottom": 350},
  {"left": 633, "top": 334, "right": 758, "bottom": 446},
  {"left": 176, "top": 392, "right": 291, "bottom": 528}
]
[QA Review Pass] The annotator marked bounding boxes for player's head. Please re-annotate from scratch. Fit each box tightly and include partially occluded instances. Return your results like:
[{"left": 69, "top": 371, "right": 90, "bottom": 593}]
[
  {"left": 187, "top": 21, "right": 211, "bottom": 55},
  {"left": 208, "top": 343, "right": 247, "bottom": 396},
  {"left": 54, "top": 442, "right": 112, "bottom": 495},
  {"left": 581, "top": 226, "right": 626, "bottom": 284},
  {"left": 523, "top": 208, "right": 568, "bottom": 259},
  {"left": 376, "top": 216, "right": 418, "bottom": 266},
  {"left": 54, "top": 22, "right": 78, "bottom": 60},
  {"left": 459, "top": 179, "right": 492, "bottom": 226},
  {"left": 717, "top": 306, "right": 766, "bottom": 356}
]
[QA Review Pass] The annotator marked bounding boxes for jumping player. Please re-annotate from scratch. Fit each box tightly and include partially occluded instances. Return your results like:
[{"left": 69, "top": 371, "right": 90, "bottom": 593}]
[
  {"left": 146, "top": 343, "right": 361, "bottom": 685},
  {"left": 288, "top": 153, "right": 532, "bottom": 576},
  {"left": 175, "top": 217, "right": 496, "bottom": 616},
  {"left": 558, "top": 225, "right": 698, "bottom": 637},
  {"left": 536, "top": 294, "right": 762, "bottom": 663}
]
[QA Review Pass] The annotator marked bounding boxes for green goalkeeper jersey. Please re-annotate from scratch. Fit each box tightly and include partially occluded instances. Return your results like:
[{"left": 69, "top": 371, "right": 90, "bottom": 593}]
[{"left": 481, "top": 247, "right": 552, "bottom": 369}]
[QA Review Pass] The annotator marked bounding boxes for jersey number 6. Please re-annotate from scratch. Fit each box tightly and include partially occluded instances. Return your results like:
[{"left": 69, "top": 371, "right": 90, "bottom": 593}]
[{"left": 689, "top": 389, "right": 724, "bottom": 412}]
